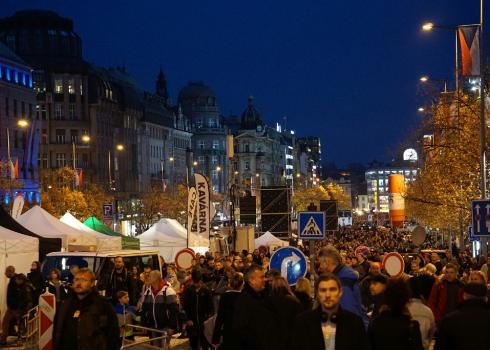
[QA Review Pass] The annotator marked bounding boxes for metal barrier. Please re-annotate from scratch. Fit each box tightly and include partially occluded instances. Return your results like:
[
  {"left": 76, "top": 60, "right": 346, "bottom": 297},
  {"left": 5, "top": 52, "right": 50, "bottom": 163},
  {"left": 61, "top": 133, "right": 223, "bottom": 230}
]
[
  {"left": 120, "top": 324, "right": 169, "bottom": 350},
  {"left": 21, "top": 306, "right": 39, "bottom": 350}
]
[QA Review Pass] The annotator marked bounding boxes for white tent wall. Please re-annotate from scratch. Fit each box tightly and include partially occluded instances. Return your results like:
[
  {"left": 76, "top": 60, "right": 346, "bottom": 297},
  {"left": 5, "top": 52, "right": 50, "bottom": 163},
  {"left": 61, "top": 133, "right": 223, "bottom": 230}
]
[
  {"left": 0, "top": 232, "right": 38, "bottom": 318},
  {"left": 60, "top": 212, "right": 122, "bottom": 251},
  {"left": 254, "top": 231, "right": 289, "bottom": 251}
]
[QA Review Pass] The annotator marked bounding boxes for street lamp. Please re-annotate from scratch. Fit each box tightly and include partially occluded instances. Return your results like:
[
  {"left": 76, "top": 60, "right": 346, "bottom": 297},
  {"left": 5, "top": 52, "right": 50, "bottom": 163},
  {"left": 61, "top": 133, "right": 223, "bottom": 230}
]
[
  {"left": 108, "top": 144, "right": 125, "bottom": 191},
  {"left": 417, "top": 107, "right": 425, "bottom": 112},
  {"left": 72, "top": 134, "right": 90, "bottom": 170},
  {"left": 422, "top": 22, "right": 434, "bottom": 31},
  {"left": 193, "top": 161, "right": 198, "bottom": 166}
]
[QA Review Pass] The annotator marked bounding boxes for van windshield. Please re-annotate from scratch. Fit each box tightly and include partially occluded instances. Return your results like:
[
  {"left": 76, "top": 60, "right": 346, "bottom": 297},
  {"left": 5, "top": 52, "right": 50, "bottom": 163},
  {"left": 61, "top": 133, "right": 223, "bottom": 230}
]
[{"left": 42, "top": 255, "right": 104, "bottom": 281}]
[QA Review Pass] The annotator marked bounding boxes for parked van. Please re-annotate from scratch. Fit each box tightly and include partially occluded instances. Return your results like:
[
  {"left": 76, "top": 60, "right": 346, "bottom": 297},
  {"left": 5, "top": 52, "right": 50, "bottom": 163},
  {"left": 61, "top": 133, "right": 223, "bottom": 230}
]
[{"left": 41, "top": 250, "right": 161, "bottom": 283}]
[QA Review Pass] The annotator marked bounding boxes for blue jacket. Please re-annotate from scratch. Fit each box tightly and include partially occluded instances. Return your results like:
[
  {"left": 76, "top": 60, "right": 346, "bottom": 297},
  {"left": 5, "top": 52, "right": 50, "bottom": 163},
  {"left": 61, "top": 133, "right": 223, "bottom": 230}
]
[{"left": 335, "top": 264, "right": 369, "bottom": 327}]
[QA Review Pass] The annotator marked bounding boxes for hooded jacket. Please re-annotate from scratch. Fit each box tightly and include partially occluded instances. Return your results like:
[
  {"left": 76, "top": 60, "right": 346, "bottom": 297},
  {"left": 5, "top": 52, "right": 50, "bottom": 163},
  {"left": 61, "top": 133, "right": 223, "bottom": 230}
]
[{"left": 334, "top": 264, "right": 369, "bottom": 327}]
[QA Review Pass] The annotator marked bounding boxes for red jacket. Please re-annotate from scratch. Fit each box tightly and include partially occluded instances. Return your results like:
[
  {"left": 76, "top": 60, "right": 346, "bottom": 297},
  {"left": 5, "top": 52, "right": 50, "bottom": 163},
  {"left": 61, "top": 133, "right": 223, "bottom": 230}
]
[{"left": 428, "top": 279, "right": 464, "bottom": 322}]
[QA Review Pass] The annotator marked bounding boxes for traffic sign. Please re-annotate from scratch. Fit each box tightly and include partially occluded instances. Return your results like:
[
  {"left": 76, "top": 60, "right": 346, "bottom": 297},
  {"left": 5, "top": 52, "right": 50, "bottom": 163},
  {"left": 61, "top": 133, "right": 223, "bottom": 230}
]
[
  {"left": 382, "top": 252, "right": 405, "bottom": 278},
  {"left": 298, "top": 211, "right": 325, "bottom": 240},
  {"left": 472, "top": 200, "right": 490, "bottom": 236},
  {"left": 102, "top": 203, "right": 113, "bottom": 219},
  {"left": 269, "top": 247, "right": 307, "bottom": 285},
  {"left": 175, "top": 248, "right": 195, "bottom": 270}
]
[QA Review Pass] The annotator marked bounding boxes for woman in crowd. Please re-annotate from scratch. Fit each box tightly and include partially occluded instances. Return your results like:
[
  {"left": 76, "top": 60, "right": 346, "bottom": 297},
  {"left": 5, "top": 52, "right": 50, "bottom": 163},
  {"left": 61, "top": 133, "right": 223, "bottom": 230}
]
[
  {"left": 212, "top": 272, "right": 244, "bottom": 349},
  {"left": 27, "top": 261, "right": 44, "bottom": 306},
  {"left": 368, "top": 279, "right": 424, "bottom": 350},
  {"left": 46, "top": 268, "right": 67, "bottom": 308},
  {"left": 293, "top": 277, "right": 313, "bottom": 311}
]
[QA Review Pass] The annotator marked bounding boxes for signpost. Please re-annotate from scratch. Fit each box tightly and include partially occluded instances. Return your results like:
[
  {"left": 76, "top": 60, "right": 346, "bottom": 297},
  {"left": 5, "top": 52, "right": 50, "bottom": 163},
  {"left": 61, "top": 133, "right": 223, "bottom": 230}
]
[
  {"left": 269, "top": 247, "right": 307, "bottom": 285},
  {"left": 472, "top": 200, "right": 490, "bottom": 236},
  {"left": 298, "top": 211, "right": 326, "bottom": 240}
]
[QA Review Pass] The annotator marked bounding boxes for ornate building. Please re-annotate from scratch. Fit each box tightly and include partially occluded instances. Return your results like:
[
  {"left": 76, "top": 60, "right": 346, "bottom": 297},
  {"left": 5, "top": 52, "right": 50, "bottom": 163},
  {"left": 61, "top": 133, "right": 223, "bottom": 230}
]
[{"left": 178, "top": 81, "right": 227, "bottom": 193}]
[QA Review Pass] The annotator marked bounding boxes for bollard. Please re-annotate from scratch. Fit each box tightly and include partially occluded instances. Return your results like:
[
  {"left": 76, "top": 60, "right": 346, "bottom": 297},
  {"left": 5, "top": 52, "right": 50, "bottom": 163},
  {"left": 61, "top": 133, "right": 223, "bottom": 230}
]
[{"left": 38, "top": 289, "right": 56, "bottom": 350}]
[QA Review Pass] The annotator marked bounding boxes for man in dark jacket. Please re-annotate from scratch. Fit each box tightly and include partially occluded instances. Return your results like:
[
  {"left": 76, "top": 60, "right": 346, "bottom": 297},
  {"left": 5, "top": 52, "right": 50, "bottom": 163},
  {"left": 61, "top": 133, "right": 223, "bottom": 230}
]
[
  {"left": 435, "top": 282, "right": 490, "bottom": 350},
  {"left": 291, "top": 273, "right": 368, "bottom": 350},
  {"left": 0, "top": 268, "right": 33, "bottom": 345},
  {"left": 233, "top": 264, "right": 280, "bottom": 350},
  {"left": 183, "top": 269, "right": 214, "bottom": 350},
  {"left": 52, "top": 268, "right": 119, "bottom": 350}
]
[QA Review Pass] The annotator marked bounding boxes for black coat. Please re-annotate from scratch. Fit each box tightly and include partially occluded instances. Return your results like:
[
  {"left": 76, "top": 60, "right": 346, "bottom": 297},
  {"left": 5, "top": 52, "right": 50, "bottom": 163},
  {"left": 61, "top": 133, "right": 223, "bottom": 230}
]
[
  {"left": 182, "top": 283, "right": 214, "bottom": 325},
  {"left": 435, "top": 299, "right": 490, "bottom": 350},
  {"left": 368, "top": 312, "right": 424, "bottom": 350},
  {"left": 53, "top": 290, "right": 119, "bottom": 350},
  {"left": 212, "top": 290, "right": 241, "bottom": 349},
  {"left": 232, "top": 284, "right": 281, "bottom": 350},
  {"left": 271, "top": 294, "right": 303, "bottom": 350},
  {"left": 7, "top": 279, "right": 33, "bottom": 311},
  {"left": 294, "top": 291, "right": 313, "bottom": 312},
  {"left": 291, "top": 306, "right": 369, "bottom": 350}
]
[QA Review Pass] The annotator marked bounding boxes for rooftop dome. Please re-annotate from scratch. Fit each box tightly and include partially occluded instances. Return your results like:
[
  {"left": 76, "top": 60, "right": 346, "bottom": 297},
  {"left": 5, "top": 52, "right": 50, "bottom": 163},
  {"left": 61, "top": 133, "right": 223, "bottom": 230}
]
[
  {"left": 241, "top": 96, "right": 264, "bottom": 130},
  {"left": 178, "top": 81, "right": 216, "bottom": 103}
]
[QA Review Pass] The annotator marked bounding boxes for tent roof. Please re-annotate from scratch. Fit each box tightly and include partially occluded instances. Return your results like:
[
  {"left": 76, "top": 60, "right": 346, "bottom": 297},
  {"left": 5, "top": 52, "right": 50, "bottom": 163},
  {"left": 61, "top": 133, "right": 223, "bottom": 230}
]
[
  {"left": 83, "top": 216, "right": 140, "bottom": 249},
  {"left": 18, "top": 206, "right": 89, "bottom": 239},
  {"left": 60, "top": 212, "right": 108, "bottom": 238},
  {"left": 84, "top": 216, "right": 120, "bottom": 236},
  {"left": 0, "top": 225, "right": 38, "bottom": 253},
  {"left": 139, "top": 218, "right": 187, "bottom": 244},
  {"left": 255, "top": 231, "right": 289, "bottom": 247},
  {"left": 0, "top": 205, "right": 60, "bottom": 259}
]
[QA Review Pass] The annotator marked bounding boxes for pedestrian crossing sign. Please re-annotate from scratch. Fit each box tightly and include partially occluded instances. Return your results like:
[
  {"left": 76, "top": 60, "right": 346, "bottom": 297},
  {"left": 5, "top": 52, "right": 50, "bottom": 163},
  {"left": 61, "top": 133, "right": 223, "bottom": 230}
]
[{"left": 298, "top": 211, "right": 325, "bottom": 240}]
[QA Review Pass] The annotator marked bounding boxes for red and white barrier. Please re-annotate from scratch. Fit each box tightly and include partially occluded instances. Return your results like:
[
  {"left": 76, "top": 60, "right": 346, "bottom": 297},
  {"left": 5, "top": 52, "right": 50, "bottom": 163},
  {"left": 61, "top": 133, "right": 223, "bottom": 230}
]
[{"left": 38, "top": 290, "right": 56, "bottom": 350}]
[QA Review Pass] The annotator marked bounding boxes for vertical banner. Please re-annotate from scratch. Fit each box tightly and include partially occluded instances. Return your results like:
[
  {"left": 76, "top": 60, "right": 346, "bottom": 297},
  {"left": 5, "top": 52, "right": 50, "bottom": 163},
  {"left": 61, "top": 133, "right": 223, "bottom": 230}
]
[
  {"left": 187, "top": 186, "right": 198, "bottom": 247},
  {"left": 11, "top": 194, "right": 24, "bottom": 219},
  {"left": 193, "top": 173, "right": 210, "bottom": 248}
]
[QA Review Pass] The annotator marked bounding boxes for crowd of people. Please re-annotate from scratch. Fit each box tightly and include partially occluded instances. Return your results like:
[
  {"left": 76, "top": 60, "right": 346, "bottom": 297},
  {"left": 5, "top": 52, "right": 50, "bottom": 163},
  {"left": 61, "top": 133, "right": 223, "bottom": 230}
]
[{"left": 1, "top": 225, "right": 490, "bottom": 349}]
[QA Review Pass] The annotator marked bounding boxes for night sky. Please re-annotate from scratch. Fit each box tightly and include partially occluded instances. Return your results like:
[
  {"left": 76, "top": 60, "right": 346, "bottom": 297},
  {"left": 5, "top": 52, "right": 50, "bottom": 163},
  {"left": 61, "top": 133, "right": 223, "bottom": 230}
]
[{"left": 1, "top": 1, "right": 481, "bottom": 166}]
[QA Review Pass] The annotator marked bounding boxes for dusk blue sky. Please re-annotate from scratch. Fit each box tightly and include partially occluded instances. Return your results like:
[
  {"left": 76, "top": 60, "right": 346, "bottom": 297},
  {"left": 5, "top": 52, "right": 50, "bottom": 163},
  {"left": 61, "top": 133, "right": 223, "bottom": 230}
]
[{"left": 1, "top": 1, "right": 481, "bottom": 166}]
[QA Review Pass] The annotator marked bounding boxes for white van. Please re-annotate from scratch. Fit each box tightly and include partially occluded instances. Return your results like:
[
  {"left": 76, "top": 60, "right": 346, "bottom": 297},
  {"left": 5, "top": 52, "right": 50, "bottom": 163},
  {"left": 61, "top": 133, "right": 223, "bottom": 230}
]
[{"left": 42, "top": 250, "right": 161, "bottom": 283}]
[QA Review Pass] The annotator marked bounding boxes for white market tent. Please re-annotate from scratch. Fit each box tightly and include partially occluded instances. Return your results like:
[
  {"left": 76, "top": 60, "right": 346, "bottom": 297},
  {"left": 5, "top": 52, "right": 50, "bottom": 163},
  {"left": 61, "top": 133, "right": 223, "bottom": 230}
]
[
  {"left": 138, "top": 218, "right": 187, "bottom": 262},
  {"left": 17, "top": 206, "right": 97, "bottom": 249},
  {"left": 255, "top": 231, "right": 289, "bottom": 250},
  {"left": 60, "top": 212, "right": 122, "bottom": 251},
  {"left": 0, "top": 227, "right": 38, "bottom": 317}
]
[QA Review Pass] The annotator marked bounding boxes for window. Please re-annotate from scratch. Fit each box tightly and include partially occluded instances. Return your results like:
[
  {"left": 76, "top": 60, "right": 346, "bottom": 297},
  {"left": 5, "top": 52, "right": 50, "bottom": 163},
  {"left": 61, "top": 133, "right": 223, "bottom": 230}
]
[
  {"left": 54, "top": 104, "right": 64, "bottom": 120},
  {"left": 199, "top": 140, "right": 205, "bottom": 149},
  {"left": 212, "top": 156, "right": 218, "bottom": 164},
  {"left": 38, "top": 153, "right": 47, "bottom": 168},
  {"left": 208, "top": 118, "right": 216, "bottom": 128},
  {"left": 5, "top": 97, "right": 8, "bottom": 117},
  {"left": 245, "top": 143, "right": 250, "bottom": 153},
  {"left": 40, "top": 105, "right": 47, "bottom": 120},
  {"left": 82, "top": 154, "right": 88, "bottom": 168},
  {"left": 80, "top": 83, "right": 83, "bottom": 95},
  {"left": 68, "top": 79, "right": 75, "bottom": 94},
  {"left": 198, "top": 156, "right": 205, "bottom": 164},
  {"left": 245, "top": 161, "right": 250, "bottom": 170},
  {"left": 56, "top": 129, "right": 65, "bottom": 144},
  {"left": 13, "top": 99, "right": 17, "bottom": 118},
  {"left": 70, "top": 130, "right": 78, "bottom": 143},
  {"left": 212, "top": 140, "right": 219, "bottom": 150},
  {"left": 41, "top": 129, "right": 48, "bottom": 144},
  {"left": 56, "top": 153, "right": 66, "bottom": 168},
  {"left": 69, "top": 103, "right": 76, "bottom": 120},
  {"left": 54, "top": 79, "right": 63, "bottom": 94},
  {"left": 212, "top": 170, "right": 218, "bottom": 180},
  {"left": 195, "top": 119, "right": 202, "bottom": 128},
  {"left": 21, "top": 102, "right": 25, "bottom": 118}
]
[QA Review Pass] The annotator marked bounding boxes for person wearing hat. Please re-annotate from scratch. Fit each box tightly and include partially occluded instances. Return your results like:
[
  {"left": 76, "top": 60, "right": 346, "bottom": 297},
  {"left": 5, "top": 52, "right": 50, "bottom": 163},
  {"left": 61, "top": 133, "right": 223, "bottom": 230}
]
[{"left": 435, "top": 282, "right": 490, "bottom": 350}]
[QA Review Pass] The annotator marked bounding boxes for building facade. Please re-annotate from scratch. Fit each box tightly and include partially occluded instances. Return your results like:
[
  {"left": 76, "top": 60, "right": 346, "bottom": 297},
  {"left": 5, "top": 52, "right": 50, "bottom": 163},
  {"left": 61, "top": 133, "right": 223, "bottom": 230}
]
[{"left": 0, "top": 42, "right": 39, "bottom": 204}]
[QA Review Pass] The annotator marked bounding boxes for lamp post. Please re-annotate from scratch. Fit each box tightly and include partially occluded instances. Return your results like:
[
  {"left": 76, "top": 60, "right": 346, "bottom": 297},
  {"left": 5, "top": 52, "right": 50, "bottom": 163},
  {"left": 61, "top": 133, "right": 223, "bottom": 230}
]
[
  {"left": 422, "top": 6, "right": 486, "bottom": 254},
  {"left": 108, "top": 144, "right": 124, "bottom": 191},
  {"left": 72, "top": 134, "right": 90, "bottom": 173},
  {"left": 6, "top": 119, "right": 29, "bottom": 206}
]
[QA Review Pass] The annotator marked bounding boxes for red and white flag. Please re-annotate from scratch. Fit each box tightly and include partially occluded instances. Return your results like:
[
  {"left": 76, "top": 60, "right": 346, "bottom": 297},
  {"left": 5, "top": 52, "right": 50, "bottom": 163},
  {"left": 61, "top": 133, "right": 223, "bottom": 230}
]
[{"left": 459, "top": 26, "right": 481, "bottom": 76}]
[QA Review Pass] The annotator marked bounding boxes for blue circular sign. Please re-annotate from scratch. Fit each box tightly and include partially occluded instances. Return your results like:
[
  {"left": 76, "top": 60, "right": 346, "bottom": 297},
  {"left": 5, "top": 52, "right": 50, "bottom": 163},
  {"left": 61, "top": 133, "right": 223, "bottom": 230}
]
[{"left": 269, "top": 247, "right": 307, "bottom": 286}]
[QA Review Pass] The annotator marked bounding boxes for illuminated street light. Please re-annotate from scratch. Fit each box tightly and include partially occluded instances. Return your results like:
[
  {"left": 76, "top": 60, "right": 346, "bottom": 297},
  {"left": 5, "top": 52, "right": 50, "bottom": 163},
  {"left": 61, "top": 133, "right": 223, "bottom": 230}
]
[
  {"left": 81, "top": 135, "right": 91, "bottom": 143},
  {"left": 234, "top": 171, "right": 239, "bottom": 175},
  {"left": 116, "top": 144, "right": 124, "bottom": 151},
  {"left": 193, "top": 161, "right": 198, "bottom": 166},
  {"left": 169, "top": 156, "right": 174, "bottom": 162},
  {"left": 17, "top": 119, "right": 29, "bottom": 128},
  {"left": 419, "top": 76, "right": 429, "bottom": 82},
  {"left": 418, "top": 107, "right": 425, "bottom": 112},
  {"left": 216, "top": 166, "right": 221, "bottom": 172},
  {"left": 422, "top": 22, "right": 434, "bottom": 31},
  {"left": 296, "top": 173, "right": 301, "bottom": 178},
  {"left": 255, "top": 173, "right": 260, "bottom": 177}
]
